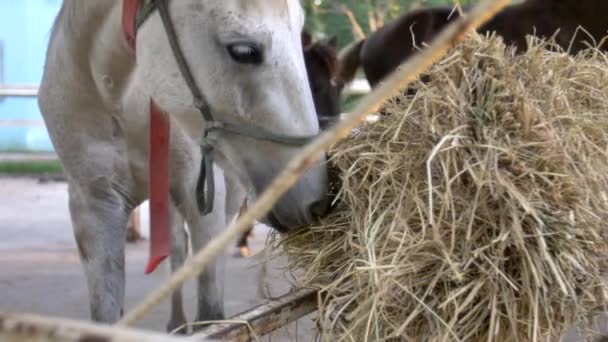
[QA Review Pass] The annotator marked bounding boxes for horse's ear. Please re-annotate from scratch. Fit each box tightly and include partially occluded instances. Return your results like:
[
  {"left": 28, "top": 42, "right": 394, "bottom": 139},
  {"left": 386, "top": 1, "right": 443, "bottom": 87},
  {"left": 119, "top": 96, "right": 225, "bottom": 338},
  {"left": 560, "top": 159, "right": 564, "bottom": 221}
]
[
  {"left": 325, "top": 36, "right": 338, "bottom": 51},
  {"left": 302, "top": 31, "right": 312, "bottom": 48}
]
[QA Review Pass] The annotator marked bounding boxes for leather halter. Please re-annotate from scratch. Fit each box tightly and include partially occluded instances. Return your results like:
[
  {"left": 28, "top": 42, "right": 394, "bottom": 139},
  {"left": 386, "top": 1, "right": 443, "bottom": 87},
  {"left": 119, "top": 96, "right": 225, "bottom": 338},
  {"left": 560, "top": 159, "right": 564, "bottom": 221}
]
[{"left": 122, "top": 0, "right": 316, "bottom": 273}]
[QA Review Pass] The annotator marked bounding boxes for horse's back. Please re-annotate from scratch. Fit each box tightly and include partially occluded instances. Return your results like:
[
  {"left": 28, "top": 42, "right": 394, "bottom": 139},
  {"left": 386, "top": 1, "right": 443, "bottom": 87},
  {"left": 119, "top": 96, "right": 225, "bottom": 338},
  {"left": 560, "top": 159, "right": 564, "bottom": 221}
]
[
  {"left": 357, "top": 0, "right": 608, "bottom": 87},
  {"left": 361, "top": 7, "right": 456, "bottom": 86},
  {"left": 480, "top": 0, "right": 608, "bottom": 53},
  {"left": 479, "top": 2, "right": 563, "bottom": 52},
  {"left": 562, "top": 1, "right": 608, "bottom": 52}
]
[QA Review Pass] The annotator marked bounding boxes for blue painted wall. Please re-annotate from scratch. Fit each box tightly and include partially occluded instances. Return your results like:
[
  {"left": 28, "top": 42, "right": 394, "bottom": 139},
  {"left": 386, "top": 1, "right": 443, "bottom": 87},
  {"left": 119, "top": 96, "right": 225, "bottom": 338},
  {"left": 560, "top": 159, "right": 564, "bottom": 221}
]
[{"left": 0, "top": 0, "right": 62, "bottom": 152}]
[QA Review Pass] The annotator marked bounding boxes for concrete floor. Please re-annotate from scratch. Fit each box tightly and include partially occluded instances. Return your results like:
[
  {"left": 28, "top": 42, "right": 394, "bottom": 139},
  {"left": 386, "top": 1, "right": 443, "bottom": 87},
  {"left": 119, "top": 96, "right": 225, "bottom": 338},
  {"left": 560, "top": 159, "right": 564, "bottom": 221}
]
[
  {"left": 0, "top": 176, "right": 606, "bottom": 341},
  {"left": 0, "top": 177, "right": 314, "bottom": 340}
]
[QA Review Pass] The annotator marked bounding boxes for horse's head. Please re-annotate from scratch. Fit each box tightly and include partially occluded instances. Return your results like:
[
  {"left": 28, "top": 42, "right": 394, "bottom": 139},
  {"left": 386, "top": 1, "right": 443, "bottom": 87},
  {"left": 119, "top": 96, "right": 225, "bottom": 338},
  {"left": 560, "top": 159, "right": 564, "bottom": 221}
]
[
  {"left": 135, "top": 0, "right": 329, "bottom": 232},
  {"left": 302, "top": 33, "right": 342, "bottom": 129}
]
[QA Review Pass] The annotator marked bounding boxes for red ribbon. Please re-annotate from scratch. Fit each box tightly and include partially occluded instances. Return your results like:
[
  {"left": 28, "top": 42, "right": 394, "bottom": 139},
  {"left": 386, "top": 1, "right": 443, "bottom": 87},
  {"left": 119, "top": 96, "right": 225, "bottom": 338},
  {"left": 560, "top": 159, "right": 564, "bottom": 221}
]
[
  {"left": 122, "top": 0, "right": 139, "bottom": 52},
  {"left": 123, "top": 0, "right": 172, "bottom": 274},
  {"left": 146, "top": 99, "right": 171, "bottom": 274}
]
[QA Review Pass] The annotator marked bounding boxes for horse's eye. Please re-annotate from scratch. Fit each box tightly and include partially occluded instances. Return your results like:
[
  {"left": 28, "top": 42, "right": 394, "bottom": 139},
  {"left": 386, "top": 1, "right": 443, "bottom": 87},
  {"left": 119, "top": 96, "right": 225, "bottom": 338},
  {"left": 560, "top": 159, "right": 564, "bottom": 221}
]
[{"left": 226, "top": 43, "right": 263, "bottom": 65}]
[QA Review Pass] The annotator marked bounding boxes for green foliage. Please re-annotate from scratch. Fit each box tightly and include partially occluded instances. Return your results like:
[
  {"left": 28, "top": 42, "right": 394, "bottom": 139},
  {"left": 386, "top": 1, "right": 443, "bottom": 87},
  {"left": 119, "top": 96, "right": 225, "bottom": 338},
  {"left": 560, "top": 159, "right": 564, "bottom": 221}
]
[{"left": 0, "top": 160, "right": 63, "bottom": 175}]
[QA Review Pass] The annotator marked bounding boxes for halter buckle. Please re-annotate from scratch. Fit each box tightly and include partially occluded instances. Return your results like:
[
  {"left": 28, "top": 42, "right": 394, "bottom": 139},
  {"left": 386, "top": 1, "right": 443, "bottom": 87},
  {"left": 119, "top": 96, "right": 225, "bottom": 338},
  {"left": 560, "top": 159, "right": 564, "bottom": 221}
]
[
  {"left": 201, "top": 140, "right": 214, "bottom": 151},
  {"left": 206, "top": 121, "right": 224, "bottom": 131}
]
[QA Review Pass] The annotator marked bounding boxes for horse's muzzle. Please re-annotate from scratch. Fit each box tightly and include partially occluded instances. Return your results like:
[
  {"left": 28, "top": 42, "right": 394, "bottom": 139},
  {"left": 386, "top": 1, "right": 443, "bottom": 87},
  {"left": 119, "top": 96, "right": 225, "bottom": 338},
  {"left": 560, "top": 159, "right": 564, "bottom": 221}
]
[{"left": 317, "top": 115, "right": 341, "bottom": 130}]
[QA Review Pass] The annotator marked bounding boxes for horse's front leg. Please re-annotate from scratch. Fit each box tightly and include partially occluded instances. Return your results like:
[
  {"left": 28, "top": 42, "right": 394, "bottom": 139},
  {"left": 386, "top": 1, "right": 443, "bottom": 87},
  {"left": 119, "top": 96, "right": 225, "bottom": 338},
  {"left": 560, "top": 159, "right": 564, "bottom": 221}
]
[
  {"left": 224, "top": 172, "right": 253, "bottom": 258},
  {"left": 181, "top": 163, "right": 227, "bottom": 325},
  {"left": 166, "top": 201, "right": 189, "bottom": 334},
  {"left": 68, "top": 179, "right": 132, "bottom": 323},
  {"left": 235, "top": 200, "right": 254, "bottom": 258}
]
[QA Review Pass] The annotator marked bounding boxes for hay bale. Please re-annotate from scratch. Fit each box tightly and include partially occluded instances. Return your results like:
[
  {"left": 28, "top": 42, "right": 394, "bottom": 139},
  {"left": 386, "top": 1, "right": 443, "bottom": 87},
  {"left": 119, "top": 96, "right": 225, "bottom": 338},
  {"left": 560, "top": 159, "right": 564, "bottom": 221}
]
[{"left": 276, "top": 34, "right": 608, "bottom": 341}]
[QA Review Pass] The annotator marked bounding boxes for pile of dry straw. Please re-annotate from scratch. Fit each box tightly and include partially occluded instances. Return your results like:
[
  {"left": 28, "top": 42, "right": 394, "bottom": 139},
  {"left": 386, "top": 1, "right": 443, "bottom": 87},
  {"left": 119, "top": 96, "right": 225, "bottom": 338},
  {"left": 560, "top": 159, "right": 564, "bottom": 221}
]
[{"left": 275, "top": 34, "right": 608, "bottom": 341}]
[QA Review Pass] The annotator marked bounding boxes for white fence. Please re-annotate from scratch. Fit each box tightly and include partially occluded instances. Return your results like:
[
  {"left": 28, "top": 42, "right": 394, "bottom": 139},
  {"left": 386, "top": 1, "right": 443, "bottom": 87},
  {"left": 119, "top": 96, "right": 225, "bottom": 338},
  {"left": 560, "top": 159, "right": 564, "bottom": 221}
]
[
  {"left": 0, "top": 80, "right": 372, "bottom": 129},
  {"left": 0, "top": 85, "right": 38, "bottom": 97},
  {"left": 0, "top": 80, "right": 371, "bottom": 99}
]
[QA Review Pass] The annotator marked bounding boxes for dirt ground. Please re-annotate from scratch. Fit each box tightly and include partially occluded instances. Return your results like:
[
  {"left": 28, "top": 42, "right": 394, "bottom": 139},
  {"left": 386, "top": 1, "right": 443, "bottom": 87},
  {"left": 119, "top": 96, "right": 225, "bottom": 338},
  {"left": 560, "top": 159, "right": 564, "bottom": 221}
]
[{"left": 0, "top": 176, "right": 606, "bottom": 341}]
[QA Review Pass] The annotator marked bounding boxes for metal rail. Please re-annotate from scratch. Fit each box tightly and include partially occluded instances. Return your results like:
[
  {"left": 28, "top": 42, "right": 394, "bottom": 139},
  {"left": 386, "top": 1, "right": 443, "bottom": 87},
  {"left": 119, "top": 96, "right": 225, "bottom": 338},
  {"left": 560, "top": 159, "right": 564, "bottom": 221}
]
[
  {"left": 0, "top": 312, "right": 201, "bottom": 342},
  {"left": 0, "top": 289, "right": 318, "bottom": 341},
  {"left": 0, "top": 119, "right": 46, "bottom": 127},
  {"left": 0, "top": 85, "right": 38, "bottom": 97},
  {"left": 0, "top": 83, "right": 369, "bottom": 98},
  {"left": 195, "top": 288, "right": 318, "bottom": 341}
]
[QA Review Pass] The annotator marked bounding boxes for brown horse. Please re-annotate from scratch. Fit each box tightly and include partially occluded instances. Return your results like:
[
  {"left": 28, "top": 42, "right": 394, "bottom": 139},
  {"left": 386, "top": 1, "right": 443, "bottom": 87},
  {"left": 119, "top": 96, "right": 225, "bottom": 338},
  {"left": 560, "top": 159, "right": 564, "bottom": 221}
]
[
  {"left": 235, "top": 31, "right": 342, "bottom": 257},
  {"left": 303, "top": 32, "right": 342, "bottom": 129},
  {"left": 336, "top": 0, "right": 608, "bottom": 88}
]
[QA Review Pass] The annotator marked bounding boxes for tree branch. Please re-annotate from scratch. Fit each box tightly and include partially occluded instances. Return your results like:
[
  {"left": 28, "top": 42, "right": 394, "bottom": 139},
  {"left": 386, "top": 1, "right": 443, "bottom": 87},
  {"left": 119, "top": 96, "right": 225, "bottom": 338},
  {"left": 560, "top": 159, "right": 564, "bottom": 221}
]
[{"left": 333, "top": 3, "right": 366, "bottom": 40}]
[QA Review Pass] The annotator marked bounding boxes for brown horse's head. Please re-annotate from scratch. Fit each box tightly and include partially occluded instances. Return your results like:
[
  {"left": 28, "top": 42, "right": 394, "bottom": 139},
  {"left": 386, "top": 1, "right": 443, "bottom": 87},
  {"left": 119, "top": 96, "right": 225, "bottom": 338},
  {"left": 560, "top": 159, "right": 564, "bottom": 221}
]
[{"left": 302, "top": 32, "right": 342, "bottom": 129}]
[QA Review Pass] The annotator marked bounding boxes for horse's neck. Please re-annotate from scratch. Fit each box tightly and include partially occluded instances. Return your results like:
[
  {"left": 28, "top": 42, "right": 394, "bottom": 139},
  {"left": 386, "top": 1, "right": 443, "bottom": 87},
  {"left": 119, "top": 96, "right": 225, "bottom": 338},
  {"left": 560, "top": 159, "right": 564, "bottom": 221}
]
[{"left": 52, "top": 1, "right": 134, "bottom": 103}]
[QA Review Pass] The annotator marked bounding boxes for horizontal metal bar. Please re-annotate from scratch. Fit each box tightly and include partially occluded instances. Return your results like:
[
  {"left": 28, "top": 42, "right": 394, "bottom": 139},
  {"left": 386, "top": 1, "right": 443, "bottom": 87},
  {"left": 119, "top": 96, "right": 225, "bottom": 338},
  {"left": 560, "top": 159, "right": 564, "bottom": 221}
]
[
  {"left": 0, "top": 152, "right": 58, "bottom": 162},
  {"left": 0, "top": 83, "right": 368, "bottom": 98},
  {"left": 0, "top": 312, "right": 202, "bottom": 342},
  {"left": 0, "top": 86, "right": 39, "bottom": 97},
  {"left": 195, "top": 288, "right": 318, "bottom": 341},
  {"left": 0, "top": 119, "right": 46, "bottom": 127}
]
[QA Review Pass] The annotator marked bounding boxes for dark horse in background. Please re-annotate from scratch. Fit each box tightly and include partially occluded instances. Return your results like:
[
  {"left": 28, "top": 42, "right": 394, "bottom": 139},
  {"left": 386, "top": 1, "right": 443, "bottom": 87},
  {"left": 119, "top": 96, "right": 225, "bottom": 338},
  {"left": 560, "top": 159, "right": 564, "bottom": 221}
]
[
  {"left": 235, "top": 31, "right": 342, "bottom": 257},
  {"left": 336, "top": 0, "right": 608, "bottom": 88}
]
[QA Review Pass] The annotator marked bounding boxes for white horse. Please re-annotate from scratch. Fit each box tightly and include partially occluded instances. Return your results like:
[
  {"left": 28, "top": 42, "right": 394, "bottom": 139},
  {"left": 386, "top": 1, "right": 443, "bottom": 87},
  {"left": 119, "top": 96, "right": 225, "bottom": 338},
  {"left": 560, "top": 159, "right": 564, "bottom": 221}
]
[{"left": 38, "top": 0, "right": 329, "bottom": 332}]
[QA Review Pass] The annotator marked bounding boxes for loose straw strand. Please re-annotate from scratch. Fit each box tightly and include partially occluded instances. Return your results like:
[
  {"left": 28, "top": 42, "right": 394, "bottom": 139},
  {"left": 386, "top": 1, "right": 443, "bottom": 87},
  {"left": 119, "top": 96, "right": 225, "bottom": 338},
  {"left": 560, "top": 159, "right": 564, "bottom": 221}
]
[{"left": 118, "top": 0, "right": 509, "bottom": 327}]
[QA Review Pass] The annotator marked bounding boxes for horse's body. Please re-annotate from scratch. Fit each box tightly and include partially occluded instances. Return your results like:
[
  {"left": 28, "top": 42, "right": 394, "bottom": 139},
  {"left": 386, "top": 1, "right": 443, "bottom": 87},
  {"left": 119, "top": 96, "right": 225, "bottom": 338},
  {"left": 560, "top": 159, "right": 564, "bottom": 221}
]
[
  {"left": 39, "top": 0, "right": 329, "bottom": 330},
  {"left": 337, "top": 0, "right": 608, "bottom": 88},
  {"left": 236, "top": 32, "right": 341, "bottom": 258}
]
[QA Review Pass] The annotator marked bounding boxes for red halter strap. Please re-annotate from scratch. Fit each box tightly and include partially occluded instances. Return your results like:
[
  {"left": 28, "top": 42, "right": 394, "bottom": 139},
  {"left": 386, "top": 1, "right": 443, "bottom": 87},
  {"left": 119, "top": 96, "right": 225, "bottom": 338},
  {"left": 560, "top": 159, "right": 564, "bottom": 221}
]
[
  {"left": 122, "top": 0, "right": 171, "bottom": 274},
  {"left": 122, "top": 0, "right": 139, "bottom": 52},
  {"left": 146, "top": 99, "right": 171, "bottom": 275}
]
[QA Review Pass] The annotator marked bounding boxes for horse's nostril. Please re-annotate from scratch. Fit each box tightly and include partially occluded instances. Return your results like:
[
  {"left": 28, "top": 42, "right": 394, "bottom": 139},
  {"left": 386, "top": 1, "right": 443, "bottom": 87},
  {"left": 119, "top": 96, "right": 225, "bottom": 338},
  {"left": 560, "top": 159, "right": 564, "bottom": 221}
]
[{"left": 309, "top": 198, "right": 330, "bottom": 218}]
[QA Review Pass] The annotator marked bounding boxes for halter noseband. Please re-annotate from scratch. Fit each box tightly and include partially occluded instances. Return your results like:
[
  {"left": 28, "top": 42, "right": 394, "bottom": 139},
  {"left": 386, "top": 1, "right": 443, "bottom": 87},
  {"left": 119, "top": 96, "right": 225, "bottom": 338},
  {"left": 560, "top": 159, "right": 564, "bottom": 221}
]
[{"left": 125, "top": 0, "right": 316, "bottom": 215}]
